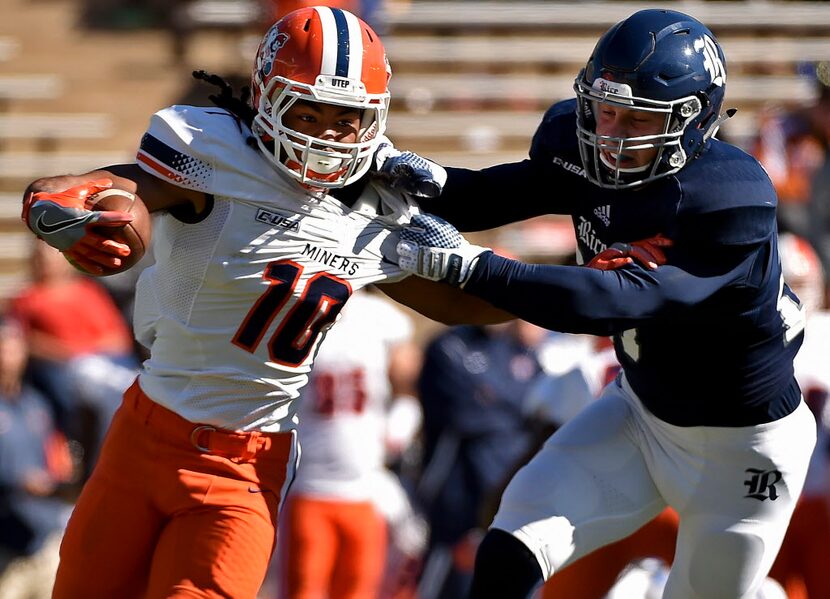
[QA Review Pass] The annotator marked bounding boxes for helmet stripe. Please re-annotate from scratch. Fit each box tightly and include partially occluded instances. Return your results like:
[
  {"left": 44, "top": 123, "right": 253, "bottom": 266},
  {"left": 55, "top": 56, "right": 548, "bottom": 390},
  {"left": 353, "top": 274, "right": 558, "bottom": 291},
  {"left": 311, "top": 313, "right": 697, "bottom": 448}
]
[
  {"left": 316, "top": 7, "right": 364, "bottom": 80},
  {"left": 315, "top": 7, "right": 340, "bottom": 77},
  {"left": 330, "top": 8, "right": 351, "bottom": 78},
  {"left": 341, "top": 9, "right": 364, "bottom": 81}
]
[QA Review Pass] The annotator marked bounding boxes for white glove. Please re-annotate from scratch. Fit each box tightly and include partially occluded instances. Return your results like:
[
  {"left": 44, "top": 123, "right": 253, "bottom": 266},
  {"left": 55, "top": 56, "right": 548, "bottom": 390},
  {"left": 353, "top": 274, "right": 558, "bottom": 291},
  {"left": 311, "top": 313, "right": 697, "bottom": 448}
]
[
  {"left": 396, "top": 214, "right": 490, "bottom": 286},
  {"left": 374, "top": 136, "right": 447, "bottom": 198}
]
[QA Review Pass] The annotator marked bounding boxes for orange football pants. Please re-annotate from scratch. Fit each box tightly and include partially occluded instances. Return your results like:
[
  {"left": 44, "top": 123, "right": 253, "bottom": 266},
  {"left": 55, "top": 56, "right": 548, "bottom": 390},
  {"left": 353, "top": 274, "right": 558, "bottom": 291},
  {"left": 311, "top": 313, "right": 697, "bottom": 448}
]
[
  {"left": 53, "top": 379, "right": 298, "bottom": 599},
  {"left": 541, "top": 507, "right": 679, "bottom": 599},
  {"left": 283, "top": 495, "right": 387, "bottom": 599},
  {"left": 769, "top": 494, "right": 830, "bottom": 599}
]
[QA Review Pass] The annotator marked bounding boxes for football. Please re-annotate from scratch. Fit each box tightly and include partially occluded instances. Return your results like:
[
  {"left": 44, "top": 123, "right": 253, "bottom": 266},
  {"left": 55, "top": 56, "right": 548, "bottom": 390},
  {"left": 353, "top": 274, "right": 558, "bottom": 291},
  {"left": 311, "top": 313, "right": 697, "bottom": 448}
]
[{"left": 88, "top": 188, "right": 152, "bottom": 275}]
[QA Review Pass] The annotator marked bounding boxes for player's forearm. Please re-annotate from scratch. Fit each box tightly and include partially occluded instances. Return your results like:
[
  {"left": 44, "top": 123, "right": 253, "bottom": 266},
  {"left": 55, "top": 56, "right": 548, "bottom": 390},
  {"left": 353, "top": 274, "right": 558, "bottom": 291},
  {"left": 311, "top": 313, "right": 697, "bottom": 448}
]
[
  {"left": 463, "top": 253, "right": 725, "bottom": 335},
  {"left": 377, "top": 277, "right": 514, "bottom": 325},
  {"left": 24, "top": 167, "right": 138, "bottom": 196},
  {"left": 25, "top": 164, "right": 206, "bottom": 215}
]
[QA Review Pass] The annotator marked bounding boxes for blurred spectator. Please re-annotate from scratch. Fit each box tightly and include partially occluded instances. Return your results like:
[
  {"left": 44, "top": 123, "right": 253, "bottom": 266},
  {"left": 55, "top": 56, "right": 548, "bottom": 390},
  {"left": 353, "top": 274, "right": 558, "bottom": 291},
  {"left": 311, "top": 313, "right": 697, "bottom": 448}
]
[
  {"left": 278, "top": 289, "right": 424, "bottom": 599},
  {"left": 767, "top": 233, "right": 830, "bottom": 599},
  {"left": 0, "top": 316, "right": 74, "bottom": 599},
  {"left": 806, "top": 151, "right": 830, "bottom": 308},
  {"left": 415, "top": 320, "right": 547, "bottom": 599},
  {"left": 6, "top": 241, "right": 138, "bottom": 474},
  {"left": 751, "top": 61, "right": 830, "bottom": 238}
]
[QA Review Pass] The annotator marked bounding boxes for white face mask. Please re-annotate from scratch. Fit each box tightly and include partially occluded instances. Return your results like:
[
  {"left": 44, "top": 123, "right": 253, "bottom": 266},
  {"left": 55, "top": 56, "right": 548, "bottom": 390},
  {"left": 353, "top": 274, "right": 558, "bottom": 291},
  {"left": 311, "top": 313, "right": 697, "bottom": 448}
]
[
  {"left": 574, "top": 76, "right": 703, "bottom": 189},
  {"left": 253, "top": 79, "right": 389, "bottom": 190}
]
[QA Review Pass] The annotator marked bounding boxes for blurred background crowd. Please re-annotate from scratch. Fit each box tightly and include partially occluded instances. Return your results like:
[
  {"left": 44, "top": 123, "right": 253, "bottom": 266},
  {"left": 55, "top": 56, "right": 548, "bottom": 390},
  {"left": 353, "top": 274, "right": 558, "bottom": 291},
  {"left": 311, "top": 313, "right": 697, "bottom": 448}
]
[{"left": 0, "top": 0, "right": 829, "bottom": 598}]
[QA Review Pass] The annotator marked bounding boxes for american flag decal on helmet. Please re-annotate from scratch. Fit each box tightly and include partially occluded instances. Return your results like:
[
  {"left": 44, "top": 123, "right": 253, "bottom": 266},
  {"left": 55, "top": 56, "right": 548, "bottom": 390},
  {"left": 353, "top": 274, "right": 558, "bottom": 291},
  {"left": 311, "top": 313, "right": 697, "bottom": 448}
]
[{"left": 316, "top": 6, "right": 364, "bottom": 81}]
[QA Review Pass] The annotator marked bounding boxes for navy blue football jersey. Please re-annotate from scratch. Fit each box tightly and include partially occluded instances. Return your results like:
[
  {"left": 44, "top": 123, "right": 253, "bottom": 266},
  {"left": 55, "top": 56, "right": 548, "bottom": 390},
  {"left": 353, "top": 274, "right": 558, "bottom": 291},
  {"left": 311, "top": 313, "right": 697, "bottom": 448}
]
[{"left": 423, "top": 99, "right": 804, "bottom": 427}]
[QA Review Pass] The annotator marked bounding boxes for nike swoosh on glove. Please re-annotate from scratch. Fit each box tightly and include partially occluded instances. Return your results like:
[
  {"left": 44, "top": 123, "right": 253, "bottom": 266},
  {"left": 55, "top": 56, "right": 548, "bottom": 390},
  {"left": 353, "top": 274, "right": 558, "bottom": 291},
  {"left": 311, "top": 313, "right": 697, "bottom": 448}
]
[
  {"left": 586, "top": 234, "right": 673, "bottom": 271},
  {"left": 374, "top": 136, "right": 447, "bottom": 198},
  {"left": 23, "top": 179, "right": 134, "bottom": 274},
  {"left": 396, "top": 213, "right": 490, "bottom": 286}
]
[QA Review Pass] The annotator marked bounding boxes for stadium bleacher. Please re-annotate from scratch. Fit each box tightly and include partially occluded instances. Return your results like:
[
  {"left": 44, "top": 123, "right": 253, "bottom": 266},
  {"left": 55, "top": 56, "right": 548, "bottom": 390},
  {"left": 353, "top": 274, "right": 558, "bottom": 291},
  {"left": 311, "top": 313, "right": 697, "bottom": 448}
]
[{"left": 0, "top": 0, "right": 829, "bottom": 296}]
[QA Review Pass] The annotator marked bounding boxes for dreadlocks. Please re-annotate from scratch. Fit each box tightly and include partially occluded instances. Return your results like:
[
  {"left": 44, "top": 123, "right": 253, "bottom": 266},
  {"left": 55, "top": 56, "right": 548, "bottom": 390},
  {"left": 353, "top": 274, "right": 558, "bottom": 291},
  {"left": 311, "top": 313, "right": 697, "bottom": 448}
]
[{"left": 192, "top": 70, "right": 259, "bottom": 149}]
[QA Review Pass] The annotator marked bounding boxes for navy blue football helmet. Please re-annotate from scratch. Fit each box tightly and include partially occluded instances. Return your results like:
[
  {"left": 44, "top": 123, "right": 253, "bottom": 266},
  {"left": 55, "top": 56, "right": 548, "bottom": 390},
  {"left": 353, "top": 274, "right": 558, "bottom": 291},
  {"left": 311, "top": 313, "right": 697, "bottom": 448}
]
[{"left": 574, "top": 9, "right": 729, "bottom": 189}]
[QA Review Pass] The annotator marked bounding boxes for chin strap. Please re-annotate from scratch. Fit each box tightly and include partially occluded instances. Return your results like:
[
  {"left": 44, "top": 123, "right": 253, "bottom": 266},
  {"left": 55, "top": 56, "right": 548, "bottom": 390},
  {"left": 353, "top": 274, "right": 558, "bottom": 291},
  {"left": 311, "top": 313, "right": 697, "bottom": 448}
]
[{"left": 703, "top": 108, "right": 738, "bottom": 142}]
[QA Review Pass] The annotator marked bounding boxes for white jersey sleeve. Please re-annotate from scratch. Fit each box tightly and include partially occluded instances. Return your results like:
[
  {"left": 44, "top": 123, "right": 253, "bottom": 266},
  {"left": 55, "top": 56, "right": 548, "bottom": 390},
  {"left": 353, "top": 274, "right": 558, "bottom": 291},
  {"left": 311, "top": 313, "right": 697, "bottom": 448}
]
[{"left": 132, "top": 105, "right": 417, "bottom": 433}]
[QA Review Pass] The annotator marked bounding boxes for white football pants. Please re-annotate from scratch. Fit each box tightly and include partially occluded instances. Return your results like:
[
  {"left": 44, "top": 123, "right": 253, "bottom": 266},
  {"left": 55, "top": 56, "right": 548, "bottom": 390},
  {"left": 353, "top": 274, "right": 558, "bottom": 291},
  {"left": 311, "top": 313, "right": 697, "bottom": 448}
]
[{"left": 492, "top": 375, "right": 815, "bottom": 599}]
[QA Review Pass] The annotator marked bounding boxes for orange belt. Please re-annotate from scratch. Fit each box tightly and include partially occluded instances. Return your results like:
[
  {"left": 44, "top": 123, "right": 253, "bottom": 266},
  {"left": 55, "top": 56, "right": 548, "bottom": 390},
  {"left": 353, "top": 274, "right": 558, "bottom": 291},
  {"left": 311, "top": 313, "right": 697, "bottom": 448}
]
[{"left": 124, "top": 379, "right": 284, "bottom": 462}]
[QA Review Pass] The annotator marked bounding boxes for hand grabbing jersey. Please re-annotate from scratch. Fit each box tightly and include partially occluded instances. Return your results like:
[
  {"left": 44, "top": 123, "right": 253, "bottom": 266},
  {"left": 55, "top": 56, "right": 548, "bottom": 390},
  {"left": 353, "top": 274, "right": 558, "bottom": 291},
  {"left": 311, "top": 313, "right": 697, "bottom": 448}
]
[{"left": 396, "top": 213, "right": 490, "bottom": 286}]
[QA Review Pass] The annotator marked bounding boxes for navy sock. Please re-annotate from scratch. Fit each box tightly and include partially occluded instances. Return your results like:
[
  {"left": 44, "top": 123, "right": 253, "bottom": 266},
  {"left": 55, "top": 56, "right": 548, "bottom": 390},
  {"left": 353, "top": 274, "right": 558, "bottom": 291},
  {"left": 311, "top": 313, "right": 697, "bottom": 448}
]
[{"left": 467, "top": 529, "right": 544, "bottom": 599}]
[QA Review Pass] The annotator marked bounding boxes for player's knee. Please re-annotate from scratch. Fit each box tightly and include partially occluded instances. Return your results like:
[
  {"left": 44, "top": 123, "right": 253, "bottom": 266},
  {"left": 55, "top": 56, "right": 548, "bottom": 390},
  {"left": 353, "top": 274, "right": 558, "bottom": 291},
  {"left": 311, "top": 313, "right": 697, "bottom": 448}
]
[
  {"left": 684, "top": 530, "right": 765, "bottom": 598},
  {"left": 467, "top": 529, "right": 543, "bottom": 599}
]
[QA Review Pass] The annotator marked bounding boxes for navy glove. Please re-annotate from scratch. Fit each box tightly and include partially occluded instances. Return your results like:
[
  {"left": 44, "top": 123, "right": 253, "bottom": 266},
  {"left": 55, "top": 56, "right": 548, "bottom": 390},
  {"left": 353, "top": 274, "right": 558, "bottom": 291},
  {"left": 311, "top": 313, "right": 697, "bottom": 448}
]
[
  {"left": 375, "top": 137, "right": 447, "bottom": 198},
  {"left": 396, "top": 214, "right": 490, "bottom": 286}
]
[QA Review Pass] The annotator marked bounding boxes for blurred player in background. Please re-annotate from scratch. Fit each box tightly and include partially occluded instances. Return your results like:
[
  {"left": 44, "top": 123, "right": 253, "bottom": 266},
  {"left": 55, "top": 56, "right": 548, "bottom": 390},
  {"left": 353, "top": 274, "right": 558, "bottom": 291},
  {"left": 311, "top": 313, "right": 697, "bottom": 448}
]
[
  {"left": 18, "top": 6, "right": 503, "bottom": 598},
  {"left": 415, "top": 319, "right": 547, "bottom": 599},
  {"left": 280, "top": 288, "right": 422, "bottom": 599}
]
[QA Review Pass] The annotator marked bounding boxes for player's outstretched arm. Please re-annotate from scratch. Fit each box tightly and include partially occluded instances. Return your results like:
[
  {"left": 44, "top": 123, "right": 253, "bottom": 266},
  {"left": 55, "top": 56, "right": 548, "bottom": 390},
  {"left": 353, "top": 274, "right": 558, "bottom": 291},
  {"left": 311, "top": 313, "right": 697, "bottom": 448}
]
[{"left": 376, "top": 276, "right": 514, "bottom": 326}]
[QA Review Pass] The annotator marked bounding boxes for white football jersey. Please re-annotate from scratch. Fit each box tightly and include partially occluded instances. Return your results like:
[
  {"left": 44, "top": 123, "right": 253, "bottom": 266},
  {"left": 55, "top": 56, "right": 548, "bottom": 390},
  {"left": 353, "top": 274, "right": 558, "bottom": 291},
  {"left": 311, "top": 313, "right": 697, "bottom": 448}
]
[
  {"left": 291, "top": 290, "right": 413, "bottom": 500},
  {"left": 132, "top": 105, "right": 416, "bottom": 432}
]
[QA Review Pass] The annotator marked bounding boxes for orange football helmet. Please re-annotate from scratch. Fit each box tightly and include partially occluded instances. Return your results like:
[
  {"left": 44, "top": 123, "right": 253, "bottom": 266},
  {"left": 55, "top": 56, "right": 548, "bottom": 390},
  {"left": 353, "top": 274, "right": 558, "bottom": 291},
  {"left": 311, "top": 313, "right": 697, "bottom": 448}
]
[{"left": 251, "top": 6, "right": 391, "bottom": 189}]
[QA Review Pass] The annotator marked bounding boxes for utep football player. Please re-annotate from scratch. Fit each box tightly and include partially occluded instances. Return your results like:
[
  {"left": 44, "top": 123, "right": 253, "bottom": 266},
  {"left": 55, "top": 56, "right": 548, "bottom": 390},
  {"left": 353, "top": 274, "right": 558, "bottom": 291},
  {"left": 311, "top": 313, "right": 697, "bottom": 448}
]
[
  {"left": 19, "top": 7, "right": 505, "bottom": 599},
  {"left": 396, "top": 9, "right": 817, "bottom": 599}
]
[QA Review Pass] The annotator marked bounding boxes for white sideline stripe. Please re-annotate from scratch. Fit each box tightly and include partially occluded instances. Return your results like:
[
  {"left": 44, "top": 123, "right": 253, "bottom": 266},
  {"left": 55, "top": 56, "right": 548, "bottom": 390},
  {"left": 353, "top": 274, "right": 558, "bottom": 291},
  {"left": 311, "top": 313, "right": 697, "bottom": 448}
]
[
  {"left": 385, "top": 36, "right": 830, "bottom": 65},
  {"left": 415, "top": 150, "right": 529, "bottom": 170},
  {"left": 386, "top": 110, "right": 757, "bottom": 142},
  {"left": 0, "top": 272, "right": 28, "bottom": 301},
  {"left": 0, "top": 114, "right": 113, "bottom": 139},
  {"left": 0, "top": 193, "right": 22, "bottom": 218},
  {"left": 390, "top": 74, "right": 816, "bottom": 104},
  {"left": 385, "top": 2, "right": 830, "bottom": 28},
  {"left": 0, "top": 232, "right": 31, "bottom": 258},
  {"left": 0, "top": 153, "right": 133, "bottom": 179},
  {"left": 0, "top": 76, "right": 62, "bottom": 100},
  {"left": 182, "top": 0, "right": 830, "bottom": 30},
  {"left": 0, "top": 38, "right": 19, "bottom": 62},
  {"left": 183, "top": 0, "right": 260, "bottom": 26}
]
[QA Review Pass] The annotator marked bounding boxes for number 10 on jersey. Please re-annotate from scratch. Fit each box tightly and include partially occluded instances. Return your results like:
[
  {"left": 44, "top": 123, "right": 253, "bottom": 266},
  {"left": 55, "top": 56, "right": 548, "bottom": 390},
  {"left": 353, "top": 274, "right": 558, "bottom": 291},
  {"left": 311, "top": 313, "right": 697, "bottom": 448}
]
[{"left": 232, "top": 260, "right": 352, "bottom": 366}]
